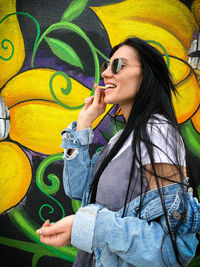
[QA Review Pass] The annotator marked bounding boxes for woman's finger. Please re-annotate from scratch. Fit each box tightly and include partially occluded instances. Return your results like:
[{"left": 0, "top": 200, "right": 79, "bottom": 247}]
[
  {"left": 84, "top": 96, "right": 94, "bottom": 109},
  {"left": 93, "top": 84, "right": 102, "bottom": 105},
  {"left": 85, "top": 96, "right": 94, "bottom": 104},
  {"left": 36, "top": 224, "right": 58, "bottom": 236}
]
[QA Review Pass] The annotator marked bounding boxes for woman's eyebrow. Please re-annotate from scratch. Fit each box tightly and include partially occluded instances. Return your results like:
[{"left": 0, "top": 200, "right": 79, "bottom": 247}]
[
  {"left": 120, "top": 57, "right": 128, "bottom": 63},
  {"left": 121, "top": 57, "right": 141, "bottom": 65}
]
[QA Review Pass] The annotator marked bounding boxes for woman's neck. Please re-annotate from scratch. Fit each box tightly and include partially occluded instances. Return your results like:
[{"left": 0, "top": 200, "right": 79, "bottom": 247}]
[{"left": 120, "top": 103, "right": 132, "bottom": 122}]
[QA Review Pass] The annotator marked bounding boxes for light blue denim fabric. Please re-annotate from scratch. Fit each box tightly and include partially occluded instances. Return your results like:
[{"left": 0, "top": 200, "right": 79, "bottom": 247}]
[{"left": 61, "top": 122, "right": 200, "bottom": 267}]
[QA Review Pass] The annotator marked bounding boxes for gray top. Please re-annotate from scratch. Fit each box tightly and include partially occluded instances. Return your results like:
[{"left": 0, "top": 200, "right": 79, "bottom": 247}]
[{"left": 95, "top": 142, "right": 148, "bottom": 211}]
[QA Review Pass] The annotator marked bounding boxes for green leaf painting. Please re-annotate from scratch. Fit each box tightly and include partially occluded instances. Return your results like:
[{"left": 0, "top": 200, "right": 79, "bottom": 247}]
[
  {"left": 62, "top": 0, "right": 88, "bottom": 22},
  {"left": 44, "top": 37, "right": 83, "bottom": 69}
]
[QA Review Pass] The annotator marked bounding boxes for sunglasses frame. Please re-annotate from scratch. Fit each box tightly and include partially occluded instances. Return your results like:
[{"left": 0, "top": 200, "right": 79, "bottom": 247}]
[{"left": 101, "top": 58, "right": 142, "bottom": 75}]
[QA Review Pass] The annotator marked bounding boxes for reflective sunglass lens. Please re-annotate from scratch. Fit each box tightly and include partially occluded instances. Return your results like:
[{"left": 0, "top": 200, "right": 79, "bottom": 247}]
[
  {"left": 112, "top": 58, "right": 122, "bottom": 74},
  {"left": 101, "top": 58, "right": 123, "bottom": 75}
]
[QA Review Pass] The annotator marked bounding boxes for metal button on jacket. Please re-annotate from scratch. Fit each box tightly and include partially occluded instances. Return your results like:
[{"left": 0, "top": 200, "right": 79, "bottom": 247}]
[
  {"left": 188, "top": 187, "right": 193, "bottom": 193},
  {"left": 173, "top": 211, "right": 181, "bottom": 220}
]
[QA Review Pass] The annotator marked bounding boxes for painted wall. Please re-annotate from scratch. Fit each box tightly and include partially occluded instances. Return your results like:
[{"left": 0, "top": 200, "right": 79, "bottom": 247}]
[{"left": 0, "top": 0, "right": 199, "bottom": 266}]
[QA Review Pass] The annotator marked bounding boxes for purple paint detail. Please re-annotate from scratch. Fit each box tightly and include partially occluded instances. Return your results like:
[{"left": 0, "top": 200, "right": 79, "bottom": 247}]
[
  {"left": 193, "top": 30, "right": 199, "bottom": 40},
  {"left": 20, "top": 146, "right": 47, "bottom": 164}
]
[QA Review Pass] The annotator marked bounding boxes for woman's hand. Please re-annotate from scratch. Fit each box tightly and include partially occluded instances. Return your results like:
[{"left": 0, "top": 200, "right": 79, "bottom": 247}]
[
  {"left": 77, "top": 84, "right": 106, "bottom": 130},
  {"left": 36, "top": 215, "right": 75, "bottom": 247}
]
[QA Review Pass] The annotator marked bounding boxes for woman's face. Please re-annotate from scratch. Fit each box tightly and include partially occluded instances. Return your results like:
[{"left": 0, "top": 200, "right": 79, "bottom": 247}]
[{"left": 101, "top": 45, "right": 143, "bottom": 110}]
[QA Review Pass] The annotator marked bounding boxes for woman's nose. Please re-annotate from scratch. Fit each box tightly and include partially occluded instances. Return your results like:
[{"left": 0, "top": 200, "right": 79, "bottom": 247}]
[{"left": 101, "top": 65, "right": 113, "bottom": 78}]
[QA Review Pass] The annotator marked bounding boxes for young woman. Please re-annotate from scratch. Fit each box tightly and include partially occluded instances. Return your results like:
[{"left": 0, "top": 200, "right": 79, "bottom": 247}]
[{"left": 37, "top": 37, "right": 200, "bottom": 267}]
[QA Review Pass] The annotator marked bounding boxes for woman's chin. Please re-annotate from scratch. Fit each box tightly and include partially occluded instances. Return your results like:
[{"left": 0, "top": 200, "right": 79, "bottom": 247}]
[{"left": 103, "top": 96, "right": 117, "bottom": 105}]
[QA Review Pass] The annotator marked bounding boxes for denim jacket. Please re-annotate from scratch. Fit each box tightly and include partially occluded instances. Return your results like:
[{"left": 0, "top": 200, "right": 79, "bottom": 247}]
[{"left": 61, "top": 121, "right": 200, "bottom": 267}]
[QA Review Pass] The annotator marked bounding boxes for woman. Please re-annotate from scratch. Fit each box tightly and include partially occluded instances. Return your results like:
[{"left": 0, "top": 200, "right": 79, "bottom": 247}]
[{"left": 37, "top": 37, "right": 200, "bottom": 267}]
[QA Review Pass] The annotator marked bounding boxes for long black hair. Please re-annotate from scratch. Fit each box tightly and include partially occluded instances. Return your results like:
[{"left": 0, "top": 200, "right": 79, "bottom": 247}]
[{"left": 90, "top": 37, "right": 188, "bottom": 266}]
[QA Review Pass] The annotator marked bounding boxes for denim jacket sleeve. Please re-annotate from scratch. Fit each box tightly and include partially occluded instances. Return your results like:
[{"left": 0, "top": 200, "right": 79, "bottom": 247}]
[
  {"left": 71, "top": 195, "right": 200, "bottom": 266},
  {"left": 61, "top": 121, "right": 94, "bottom": 200},
  {"left": 71, "top": 204, "right": 171, "bottom": 264}
]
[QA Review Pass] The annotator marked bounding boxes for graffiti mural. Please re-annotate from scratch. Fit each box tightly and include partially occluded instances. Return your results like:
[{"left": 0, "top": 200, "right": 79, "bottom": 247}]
[{"left": 0, "top": 0, "right": 199, "bottom": 266}]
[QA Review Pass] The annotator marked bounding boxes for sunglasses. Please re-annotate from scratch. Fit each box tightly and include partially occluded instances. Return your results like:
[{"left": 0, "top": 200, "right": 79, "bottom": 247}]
[{"left": 101, "top": 58, "right": 142, "bottom": 75}]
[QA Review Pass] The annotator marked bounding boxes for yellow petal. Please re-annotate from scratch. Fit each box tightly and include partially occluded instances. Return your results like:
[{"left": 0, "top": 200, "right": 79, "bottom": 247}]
[
  {"left": 91, "top": 0, "right": 197, "bottom": 49},
  {"left": 9, "top": 100, "right": 111, "bottom": 155},
  {"left": 170, "top": 56, "right": 200, "bottom": 123},
  {"left": 169, "top": 57, "right": 189, "bottom": 84},
  {"left": 9, "top": 100, "right": 80, "bottom": 154},
  {"left": 0, "top": 141, "right": 32, "bottom": 214},
  {"left": 1, "top": 69, "right": 91, "bottom": 108},
  {"left": 172, "top": 74, "right": 200, "bottom": 123},
  {"left": 96, "top": 18, "right": 188, "bottom": 60},
  {"left": 0, "top": 0, "right": 25, "bottom": 87}
]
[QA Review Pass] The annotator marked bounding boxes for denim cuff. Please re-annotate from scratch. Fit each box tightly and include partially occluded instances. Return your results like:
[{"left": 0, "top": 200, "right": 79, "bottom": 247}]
[
  {"left": 71, "top": 204, "right": 102, "bottom": 253},
  {"left": 61, "top": 121, "right": 94, "bottom": 149}
]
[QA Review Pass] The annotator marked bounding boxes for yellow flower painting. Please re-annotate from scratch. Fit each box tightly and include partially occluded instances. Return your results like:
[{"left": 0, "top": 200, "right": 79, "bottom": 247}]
[{"left": 0, "top": 0, "right": 199, "bottom": 266}]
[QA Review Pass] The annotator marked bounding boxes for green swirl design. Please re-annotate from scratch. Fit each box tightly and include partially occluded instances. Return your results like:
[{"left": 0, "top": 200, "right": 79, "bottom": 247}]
[
  {"left": 36, "top": 153, "right": 65, "bottom": 222},
  {"left": 0, "top": 12, "right": 40, "bottom": 61},
  {"left": 0, "top": 39, "right": 14, "bottom": 61},
  {"left": 49, "top": 71, "right": 85, "bottom": 110}
]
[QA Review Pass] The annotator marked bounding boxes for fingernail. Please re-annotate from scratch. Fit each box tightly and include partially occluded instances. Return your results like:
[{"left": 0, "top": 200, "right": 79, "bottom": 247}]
[{"left": 36, "top": 229, "right": 42, "bottom": 235}]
